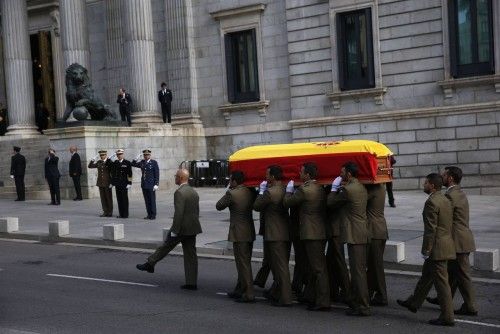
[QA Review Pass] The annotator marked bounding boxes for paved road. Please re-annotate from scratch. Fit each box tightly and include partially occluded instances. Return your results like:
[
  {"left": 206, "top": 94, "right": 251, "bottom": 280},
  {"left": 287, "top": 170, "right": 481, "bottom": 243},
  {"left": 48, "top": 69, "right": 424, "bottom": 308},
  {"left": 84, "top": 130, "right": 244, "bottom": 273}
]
[{"left": 0, "top": 239, "right": 499, "bottom": 334}]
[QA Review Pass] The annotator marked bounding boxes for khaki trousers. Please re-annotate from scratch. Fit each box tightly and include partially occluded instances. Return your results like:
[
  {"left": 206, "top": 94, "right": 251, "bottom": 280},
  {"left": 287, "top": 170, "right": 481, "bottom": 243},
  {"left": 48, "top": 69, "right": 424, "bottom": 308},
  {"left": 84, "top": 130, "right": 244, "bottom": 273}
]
[
  {"left": 448, "top": 253, "right": 477, "bottom": 312},
  {"left": 367, "top": 239, "right": 387, "bottom": 303},
  {"left": 99, "top": 187, "right": 113, "bottom": 215},
  {"left": 268, "top": 241, "right": 293, "bottom": 304},
  {"left": 303, "top": 240, "right": 330, "bottom": 308},
  {"left": 326, "top": 237, "right": 350, "bottom": 301},
  {"left": 347, "top": 244, "right": 370, "bottom": 312},
  {"left": 254, "top": 241, "right": 271, "bottom": 287},
  {"left": 233, "top": 242, "right": 255, "bottom": 300}
]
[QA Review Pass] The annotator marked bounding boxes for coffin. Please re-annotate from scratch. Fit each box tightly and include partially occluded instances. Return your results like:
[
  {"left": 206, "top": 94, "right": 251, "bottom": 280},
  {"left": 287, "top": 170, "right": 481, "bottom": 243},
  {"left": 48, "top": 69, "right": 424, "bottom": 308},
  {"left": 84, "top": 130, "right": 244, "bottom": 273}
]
[{"left": 228, "top": 140, "right": 394, "bottom": 187}]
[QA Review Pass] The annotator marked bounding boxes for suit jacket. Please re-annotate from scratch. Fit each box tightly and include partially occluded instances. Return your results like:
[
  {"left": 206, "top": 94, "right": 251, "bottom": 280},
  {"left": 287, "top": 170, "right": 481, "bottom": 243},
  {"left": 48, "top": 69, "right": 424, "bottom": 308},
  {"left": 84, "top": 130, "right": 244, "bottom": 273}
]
[
  {"left": 170, "top": 184, "right": 202, "bottom": 236},
  {"left": 446, "top": 185, "right": 475, "bottom": 253},
  {"left": 216, "top": 185, "right": 256, "bottom": 242},
  {"left": 44, "top": 155, "right": 61, "bottom": 179},
  {"left": 117, "top": 93, "right": 132, "bottom": 112},
  {"left": 131, "top": 159, "right": 159, "bottom": 190},
  {"left": 88, "top": 158, "right": 112, "bottom": 187},
  {"left": 69, "top": 152, "right": 82, "bottom": 177},
  {"left": 10, "top": 153, "right": 26, "bottom": 176},
  {"left": 365, "top": 183, "right": 388, "bottom": 240},
  {"left": 158, "top": 89, "right": 173, "bottom": 104},
  {"left": 283, "top": 180, "right": 326, "bottom": 240},
  {"left": 422, "top": 191, "right": 456, "bottom": 261},
  {"left": 253, "top": 182, "right": 290, "bottom": 241},
  {"left": 111, "top": 159, "right": 132, "bottom": 188},
  {"left": 327, "top": 177, "right": 369, "bottom": 244}
]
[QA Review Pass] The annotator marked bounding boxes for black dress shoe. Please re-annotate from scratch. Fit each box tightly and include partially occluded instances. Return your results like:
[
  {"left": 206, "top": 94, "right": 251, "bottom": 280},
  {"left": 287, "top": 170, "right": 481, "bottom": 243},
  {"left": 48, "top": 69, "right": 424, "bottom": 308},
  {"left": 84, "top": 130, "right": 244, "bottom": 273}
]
[
  {"left": 345, "top": 308, "right": 371, "bottom": 316},
  {"left": 454, "top": 307, "right": 478, "bottom": 316},
  {"left": 149, "top": 217, "right": 156, "bottom": 220},
  {"left": 136, "top": 263, "right": 154, "bottom": 273},
  {"left": 144, "top": 216, "right": 150, "bottom": 220},
  {"left": 271, "top": 301, "right": 292, "bottom": 307},
  {"left": 180, "top": 284, "right": 198, "bottom": 290},
  {"left": 227, "top": 292, "right": 241, "bottom": 299},
  {"left": 106, "top": 214, "right": 113, "bottom": 217},
  {"left": 307, "top": 305, "right": 331, "bottom": 311},
  {"left": 48, "top": 202, "right": 55, "bottom": 205},
  {"left": 253, "top": 280, "right": 265, "bottom": 288},
  {"left": 55, "top": 202, "right": 60, "bottom": 205},
  {"left": 370, "top": 299, "right": 388, "bottom": 306},
  {"left": 426, "top": 296, "right": 439, "bottom": 305},
  {"left": 428, "top": 319, "right": 454, "bottom": 327},
  {"left": 389, "top": 203, "right": 396, "bottom": 207},
  {"left": 262, "top": 290, "right": 276, "bottom": 301},
  {"left": 235, "top": 297, "right": 256, "bottom": 303},
  {"left": 99, "top": 214, "right": 107, "bottom": 217},
  {"left": 397, "top": 299, "right": 417, "bottom": 313}
]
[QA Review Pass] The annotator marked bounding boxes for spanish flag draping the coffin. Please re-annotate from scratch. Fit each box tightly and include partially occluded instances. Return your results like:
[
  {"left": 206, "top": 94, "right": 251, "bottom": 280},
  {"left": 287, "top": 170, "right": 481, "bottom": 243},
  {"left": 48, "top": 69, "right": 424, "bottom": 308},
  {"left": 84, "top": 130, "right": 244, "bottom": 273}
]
[{"left": 228, "top": 140, "right": 394, "bottom": 187}]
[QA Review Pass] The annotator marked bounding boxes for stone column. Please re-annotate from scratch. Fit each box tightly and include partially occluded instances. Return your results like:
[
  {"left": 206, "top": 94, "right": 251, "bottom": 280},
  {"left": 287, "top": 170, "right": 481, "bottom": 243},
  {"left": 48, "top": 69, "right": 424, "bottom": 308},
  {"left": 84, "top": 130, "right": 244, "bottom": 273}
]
[
  {"left": 123, "top": 0, "right": 162, "bottom": 125},
  {"left": 1, "top": 0, "right": 38, "bottom": 136},
  {"left": 50, "top": 9, "right": 66, "bottom": 121},
  {"left": 60, "top": 0, "right": 90, "bottom": 70}
]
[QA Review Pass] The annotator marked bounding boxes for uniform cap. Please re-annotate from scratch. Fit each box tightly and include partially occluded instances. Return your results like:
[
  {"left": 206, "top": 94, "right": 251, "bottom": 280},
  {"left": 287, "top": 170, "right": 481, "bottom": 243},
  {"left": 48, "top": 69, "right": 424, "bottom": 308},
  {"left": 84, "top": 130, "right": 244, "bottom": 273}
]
[
  {"left": 142, "top": 149, "right": 152, "bottom": 154},
  {"left": 116, "top": 149, "right": 124, "bottom": 154},
  {"left": 13, "top": 146, "right": 21, "bottom": 152},
  {"left": 98, "top": 150, "right": 107, "bottom": 154}
]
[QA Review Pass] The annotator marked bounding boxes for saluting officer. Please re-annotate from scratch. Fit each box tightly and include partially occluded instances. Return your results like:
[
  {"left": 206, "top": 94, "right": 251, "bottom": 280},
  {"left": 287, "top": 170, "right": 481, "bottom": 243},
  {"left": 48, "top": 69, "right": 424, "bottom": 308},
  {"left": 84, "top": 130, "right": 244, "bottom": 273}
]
[
  {"left": 111, "top": 149, "right": 132, "bottom": 218},
  {"left": 88, "top": 150, "right": 114, "bottom": 217},
  {"left": 132, "top": 149, "right": 160, "bottom": 220}
]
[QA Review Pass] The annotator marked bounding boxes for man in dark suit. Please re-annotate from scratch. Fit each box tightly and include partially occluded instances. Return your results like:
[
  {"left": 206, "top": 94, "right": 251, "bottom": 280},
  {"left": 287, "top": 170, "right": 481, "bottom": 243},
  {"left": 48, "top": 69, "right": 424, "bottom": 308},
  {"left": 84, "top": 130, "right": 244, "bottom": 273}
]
[
  {"left": 216, "top": 171, "right": 256, "bottom": 303},
  {"left": 137, "top": 169, "right": 202, "bottom": 290},
  {"left": 397, "top": 173, "right": 456, "bottom": 327},
  {"left": 88, "top": 150, "right": 114, "bottom": 217},
  {"left": 111, "top": 149, "right": 132, "bottom": 218},
  {"left": 283, "top": 162, "right": 330, "bottom": 311},
  {"left": 10, "top": 146, "right": 26, "bottom": 201},
  {"left": 117, "top": 88, "right": 132, "bottom": 126},
  {"left": 158, "top": 82, "right": 173, "bottom": 124},
  {"left": 328, "top": 162, "right": 370, "bottom": 316},
  {"left": 44, "top": 148, "right": 61, "bottom": 205},
  {"left": 131, "top": 149, "right": 160, "bottom": 220},
  {"left": 69, "top": 145, "right": 83, "bottom": 200},
  {"left": 254, "top": 165, "right": 292, "bottom": 307},
  {"left": 427, "top": 166, "right": 477, "bottom": 316}
]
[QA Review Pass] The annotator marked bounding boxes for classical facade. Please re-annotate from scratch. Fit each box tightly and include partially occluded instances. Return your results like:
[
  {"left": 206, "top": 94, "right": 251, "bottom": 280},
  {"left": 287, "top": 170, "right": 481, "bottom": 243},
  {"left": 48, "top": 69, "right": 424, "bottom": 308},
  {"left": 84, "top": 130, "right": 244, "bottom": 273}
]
[{"left": 0, "top": 0, "right": 499, "bottom": 195}]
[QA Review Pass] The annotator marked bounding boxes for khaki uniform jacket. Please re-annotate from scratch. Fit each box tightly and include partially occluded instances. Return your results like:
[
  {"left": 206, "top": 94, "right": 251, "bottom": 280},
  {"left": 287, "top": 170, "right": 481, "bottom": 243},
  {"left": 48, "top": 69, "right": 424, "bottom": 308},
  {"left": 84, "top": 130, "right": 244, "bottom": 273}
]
[
  {"left": 326, "top": 205, "right": 342, "bottom": 238},
  {"left": 366, "top": 183, "right": 388, "bottom": 240},
  {"left": 253, "top": 183, "right": 290, "bottom": 241},
  {"left": 170, "top": 184, "right": 202, "bottom": 236},
  {"left": 422, "top": 191, "right": 456, "bottom": 260},
  {"left": 216, "top": 185, "right": 256, "bottom": 242},
  {"left": 446, "top": 186, "right": 475, "bottom": 253},
  {"left": 327, "top": 178, "right": 369, "bottom": 244},
  {"left": 283, "top": 180, "right": 326, "bottom": 240},
  {"left": 88, "top": 158, "right": 112, "bottom": 187}
]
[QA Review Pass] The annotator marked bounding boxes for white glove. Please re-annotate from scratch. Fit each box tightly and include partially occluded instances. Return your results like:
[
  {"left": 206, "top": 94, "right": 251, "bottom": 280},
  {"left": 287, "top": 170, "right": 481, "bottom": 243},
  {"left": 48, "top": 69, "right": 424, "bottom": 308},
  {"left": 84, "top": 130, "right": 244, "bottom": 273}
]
[
  {"left": 126, "top": 184, "right": 131, "bottom": 190},
  {"left": 259, "top": 181, "right": 267, "bottom": 195},
  {"left": 92, "top": 154, "right": 100, "bottom": 161},
  {"left": 170, "top": 231, "right": 177, "bottom": 237},
  {"left": 10, "top": 175, "right": 14, "bottom": 179},
  {"left": 422, "top": 254, "right": 429, "bottom": 260},
  {"left": 286, "top": 180, "right": 294, "bottom": 193},
  {"left": 225, "top": 183, "right": 231, "bottom": 191},
  {"left": 136, "top": 153, "right": 142, "bottom": 161},
  {"left": 109, "top": 184, "right": 113, "bottom": 189},
  {"left": 109, "top": 153, "right": 117, "bottom": 161},
  {"left": 153, "top": 185, "right": 159, "bottom": 191},
  {"left": 331, "top": 176, "right": 342, "bottom": 192}
]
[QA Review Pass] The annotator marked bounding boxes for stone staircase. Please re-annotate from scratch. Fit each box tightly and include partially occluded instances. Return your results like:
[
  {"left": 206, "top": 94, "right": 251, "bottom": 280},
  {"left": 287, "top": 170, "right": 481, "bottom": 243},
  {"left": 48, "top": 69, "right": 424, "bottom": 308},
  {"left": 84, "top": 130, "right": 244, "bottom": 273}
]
[{"left": 0, "top": 136, "right": 51, "bottom": 200}]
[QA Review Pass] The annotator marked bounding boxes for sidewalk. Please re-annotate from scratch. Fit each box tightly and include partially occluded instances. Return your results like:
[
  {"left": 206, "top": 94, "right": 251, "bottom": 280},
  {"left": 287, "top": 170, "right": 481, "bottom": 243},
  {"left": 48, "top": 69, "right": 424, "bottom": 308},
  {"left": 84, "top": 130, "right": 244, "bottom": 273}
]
[{"left": 1, "top": 188, "right": 499, "bottom": 273}]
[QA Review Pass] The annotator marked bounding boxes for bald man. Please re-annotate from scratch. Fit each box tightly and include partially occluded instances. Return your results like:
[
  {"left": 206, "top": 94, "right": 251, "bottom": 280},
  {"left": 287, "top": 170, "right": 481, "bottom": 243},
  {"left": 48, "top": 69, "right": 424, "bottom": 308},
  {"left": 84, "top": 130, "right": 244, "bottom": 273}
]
[
  {"left": 69, "top": 146, "right": 82, "bottom": 200},
  {"left": 137, "top": 169, "right": 202, "bottom": 290}
]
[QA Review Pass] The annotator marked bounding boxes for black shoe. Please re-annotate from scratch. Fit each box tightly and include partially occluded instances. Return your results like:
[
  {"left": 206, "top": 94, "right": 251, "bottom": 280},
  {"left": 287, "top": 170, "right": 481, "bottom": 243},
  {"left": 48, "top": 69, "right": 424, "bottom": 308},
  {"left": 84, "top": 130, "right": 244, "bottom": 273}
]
[
  {"left": 271, "top": 301, "right": 293, "bottom": 307},
  {"left": 397, "top": 299, "right": 417, "bottom": 313},
  {"left": 253, "top": 280, "right": 265, "bottom": 288},
  {"left": 149, "top": 217, "right": 156, "bottom": 220},
  {"left": 389, "top": 202, "right": 396, "bottom": 207},
  {"left": 73, "top": 198, "right": 82, "bottom": 201},
  {"left": 48, "top": 202, "right": 55, "bottom": 205},
  {"left": 136, "top": 263, "right": 154, "bottom": 273},
  {"left": 307, "top": 305, "right": 331, "bottom": 312},
  {"left": 15, "top": 199, "right": 21, "bottom": 201},
  {"left": 227, "top": 292, "right": 241, "bottom": 299},
  {"left": 235, "top": 297, "right": 256, "bottom": 303},
  {"left": 180, "top": 284, "right": 198, "bottom": 290},
  {"left": 106, "top": 214, "right": 113, "bottom": 217},
  {"left": 454, "top": 307, "right": 478, "bottom": 316},
  {"left": 55, "top": 202, "right": 60, "bottom": 205},
  {"left": 428, "top": 319, "right": 454, "bottom": 327},
  {"left": 262, "top": 290, "right": 276, "bottom": 301},
  {"left": 426, "top": 296, "right": 439, "bottom": 305},
  {"left": 99, "top": 214, "right": 107, "bottom": 217},
  {"left": 370, "top": 299, "right": 388, "bottom": 306},
  {"left": 345, "top": 308, "right": 371, "bottom": 316},
  {"left": 144, "top": 216, "right": 150, "bottom": 220}
]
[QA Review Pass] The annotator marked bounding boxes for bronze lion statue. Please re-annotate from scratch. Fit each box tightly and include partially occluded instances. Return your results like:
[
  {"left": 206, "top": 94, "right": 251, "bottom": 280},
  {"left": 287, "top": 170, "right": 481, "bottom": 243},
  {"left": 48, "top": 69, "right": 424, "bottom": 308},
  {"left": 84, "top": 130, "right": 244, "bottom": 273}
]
[{"left": 63, "top": 63, "right": 115, "bottom": 121}]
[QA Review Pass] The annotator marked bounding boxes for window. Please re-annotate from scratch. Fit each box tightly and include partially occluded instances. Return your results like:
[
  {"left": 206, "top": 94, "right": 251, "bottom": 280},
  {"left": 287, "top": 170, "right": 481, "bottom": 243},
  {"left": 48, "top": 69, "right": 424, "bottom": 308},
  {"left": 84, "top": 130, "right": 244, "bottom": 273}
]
[
  {"left": 448, "top": 0, "right": 494, "bottom": 77},
  {"left": 224, "top": 29, "right": 260, "bottom": 103},
  {"left": 336, "top": 8, "right": 375, "bottom": 91}
]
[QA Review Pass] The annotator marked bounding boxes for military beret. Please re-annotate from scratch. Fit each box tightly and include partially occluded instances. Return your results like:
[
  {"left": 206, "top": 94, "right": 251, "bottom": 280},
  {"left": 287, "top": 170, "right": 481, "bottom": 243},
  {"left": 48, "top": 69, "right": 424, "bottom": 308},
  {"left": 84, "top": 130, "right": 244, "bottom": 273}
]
[
  {"left": 116, "top": 149, "right": 124, "bottom": 154},
  {"left": 98, "top": 150, "right": 107, "bottom": 154},
  {"left": 142, "top": 149, "right": 152, "bottom": 154}
]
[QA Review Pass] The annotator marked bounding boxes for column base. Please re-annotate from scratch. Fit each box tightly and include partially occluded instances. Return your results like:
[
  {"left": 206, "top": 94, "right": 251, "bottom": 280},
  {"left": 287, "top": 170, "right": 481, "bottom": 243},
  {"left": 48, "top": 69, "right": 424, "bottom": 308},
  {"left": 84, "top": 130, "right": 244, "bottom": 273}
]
[
  {"left": 4, "top": 124, "right": 41, "bottom": 138},
  {"left": 131, "top": 112, "right": 163, "bottom": 126},
  {"left": 172, "top": 114, "right": 204, "bottom": 128}
]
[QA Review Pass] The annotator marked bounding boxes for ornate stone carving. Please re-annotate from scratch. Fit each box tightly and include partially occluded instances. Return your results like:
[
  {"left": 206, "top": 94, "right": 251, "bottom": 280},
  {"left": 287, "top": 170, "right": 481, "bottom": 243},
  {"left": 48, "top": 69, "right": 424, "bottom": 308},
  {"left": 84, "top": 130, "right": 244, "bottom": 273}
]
[{"left": 50, "top": 9, "right": 60, "bottom": 37}]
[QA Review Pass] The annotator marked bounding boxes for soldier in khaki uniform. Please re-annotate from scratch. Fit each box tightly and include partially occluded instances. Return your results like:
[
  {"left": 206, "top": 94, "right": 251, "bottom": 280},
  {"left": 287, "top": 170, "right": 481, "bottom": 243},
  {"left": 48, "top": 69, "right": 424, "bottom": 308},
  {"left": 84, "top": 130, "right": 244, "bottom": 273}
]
[
  {"left": 88, "top": 150, "right": 113, "bottom": 217},
  {"left": 397, "top": 173, "right": 456, "bottom": 326},
  {"left": 136, "top": 169, "right": 202, "bottom": 290},
  {"left": 427, "top": 166, "right": 477, "bottom": 316},
  {"left": 365, "top": 183, "right": 389, "bottom": 306},
  {"left": 254, "top": 165, "right": 293, "bottom": 306},
  {"left": 283, "top": 162, "right": 330, "bottom": 311},
  {"left": 216, "top": 171, "right": 256, "bottom": 303},
  {"left": 327, "top": 162, "right": 370, "bottom": 316}
]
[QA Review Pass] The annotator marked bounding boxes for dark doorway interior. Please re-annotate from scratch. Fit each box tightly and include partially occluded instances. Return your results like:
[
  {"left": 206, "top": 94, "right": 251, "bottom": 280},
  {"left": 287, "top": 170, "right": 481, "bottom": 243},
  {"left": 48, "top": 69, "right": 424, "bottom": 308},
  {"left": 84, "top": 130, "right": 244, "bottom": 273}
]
[{"left": 30, "top": 32, "right": 55, "bottom": 131}]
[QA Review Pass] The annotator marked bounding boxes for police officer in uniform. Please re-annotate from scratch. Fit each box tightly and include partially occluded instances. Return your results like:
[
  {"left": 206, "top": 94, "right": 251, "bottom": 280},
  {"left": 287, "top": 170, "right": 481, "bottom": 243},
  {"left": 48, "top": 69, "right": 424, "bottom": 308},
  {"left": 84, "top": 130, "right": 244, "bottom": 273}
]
[
  {"left": 10, "top": 146, "right": 26, "bottom": 201},
  {"left": 88, "top": 150, "right": 114, "bottom": 217},
  {"left": 111, "top": 149, "right": 132, "bottom": 218},
  {"left": 132, "top": 149, "right": 160, "bottom": 220}
]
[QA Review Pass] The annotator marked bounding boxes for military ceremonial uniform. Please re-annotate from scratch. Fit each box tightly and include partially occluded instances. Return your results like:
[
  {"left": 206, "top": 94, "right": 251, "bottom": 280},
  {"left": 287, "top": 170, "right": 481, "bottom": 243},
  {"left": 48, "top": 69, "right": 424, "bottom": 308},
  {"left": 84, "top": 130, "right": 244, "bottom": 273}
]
[
  {"left": 88, "top": 153, "right": 113, "bottom": 216},
  {"left": 284, "top": 180, "right": 330, "bottom": 310},
  {"left": 132, "top": 152, "right": 160, "bottom": 220},
  {"left": 253, "top": 212, "right": 271, "bottom": 288},
  {"left": 254, "top": 182, "right": 292, "bottom": 305},
  {"left": 365, "top": 183, "right": 389, "bottom": 305},
  {"left": 216, "top": 184, "right": 256, "bottom": 302},
  {"left": 328, "top": 177, "right": 370, "bottom": 315},
  {"left": 401, "top": 191, "right": 456, "bottom": 323},
  {"left": 111, "top": 154, "right": 132, "bottom": 218}
]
